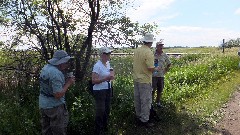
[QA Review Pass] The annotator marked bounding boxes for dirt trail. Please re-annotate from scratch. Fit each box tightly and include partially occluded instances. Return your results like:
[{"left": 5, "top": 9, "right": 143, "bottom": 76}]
[{"left": 213, "top": 90, "right": 240, "bottom": 135}]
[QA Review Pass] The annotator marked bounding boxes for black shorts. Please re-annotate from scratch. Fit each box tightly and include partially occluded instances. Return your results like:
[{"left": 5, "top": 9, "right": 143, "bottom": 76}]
[{"left": 152, "top": 77, "right": 164, "bottom": 92}]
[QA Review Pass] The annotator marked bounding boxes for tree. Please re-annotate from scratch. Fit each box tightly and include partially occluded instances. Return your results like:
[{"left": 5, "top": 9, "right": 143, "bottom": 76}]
[
  {"left": 1, "top": 0, "right": 160, "bottom": 81},
  {"left": 225, "top": 38, "right": 240, "bottom": 48},
  {"left": 2, "top": 0, "right": 108, "bottom": 80}
]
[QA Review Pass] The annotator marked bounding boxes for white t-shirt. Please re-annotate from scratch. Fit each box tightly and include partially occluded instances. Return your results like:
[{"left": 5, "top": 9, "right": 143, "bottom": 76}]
[{"left": 92, "top": 60, "right": 112, "bottom": 90}]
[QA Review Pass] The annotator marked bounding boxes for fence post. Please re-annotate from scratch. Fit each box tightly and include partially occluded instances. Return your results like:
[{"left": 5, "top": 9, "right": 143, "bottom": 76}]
[{"left": 222, "top": 39, "right": 225, "bottom": 53}]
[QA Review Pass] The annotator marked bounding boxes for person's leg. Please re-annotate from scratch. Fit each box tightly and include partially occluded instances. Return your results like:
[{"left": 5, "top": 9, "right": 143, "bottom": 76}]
[
  {"left": 41, "top": 104, "right": 69, "bottom": 135},
  {"left": 156, "top": 77, "right": 164, "bottom": 105},
  {"left": 93, "top": 90, "right": 106, "bottom": 135},
  {"left": 103, "top": 89, "right": 111, "bottom": 131},
  {"left": 138, "top": 83, "right": 152, "bottom": 122},
  {"left": 51, "top": 104, "right": 69, "bottom": 135},
  {"left": 40, "top": 109, "right": 52, "bottom": 135},
  {"left": 134, "top": 81, "right": 141, "bottom": 118},
  {"left": 152, "top": 77, "right": 157, "bottom": 104}
]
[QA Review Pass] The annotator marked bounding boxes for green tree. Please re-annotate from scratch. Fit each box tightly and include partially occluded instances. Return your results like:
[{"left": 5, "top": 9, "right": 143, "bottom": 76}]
[
  {"left": 225, "top": 38, "right": 240, "bottom": 48},
  {"left": 1, "top": 0, "right": 160, "bottom": 80}
]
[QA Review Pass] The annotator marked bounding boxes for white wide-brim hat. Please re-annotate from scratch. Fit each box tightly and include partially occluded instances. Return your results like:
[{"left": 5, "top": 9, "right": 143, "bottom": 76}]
[
  {"left": 140, "top": 33, "right": 156, "bottom": 42},
  {"left": 48, "top": 50, "right": 73, "bottom": 65}
]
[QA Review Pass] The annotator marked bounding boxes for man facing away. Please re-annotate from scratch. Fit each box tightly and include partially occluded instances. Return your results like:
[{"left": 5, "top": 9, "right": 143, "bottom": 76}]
[{"left": 133, "top": 33, "right": 156, "bottom": 127}]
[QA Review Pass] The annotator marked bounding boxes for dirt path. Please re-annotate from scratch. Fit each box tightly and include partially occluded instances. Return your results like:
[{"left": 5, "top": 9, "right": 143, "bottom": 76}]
[{"left": 213, "top": 90, "right": 240, "bottom": 135}]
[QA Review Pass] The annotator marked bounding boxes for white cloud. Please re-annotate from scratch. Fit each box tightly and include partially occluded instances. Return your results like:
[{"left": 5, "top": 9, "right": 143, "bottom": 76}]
[
  {"left": 126, "top": 0, "right": 175, "bottom": 23},
  {"left": 235, "top": 8, "right": 240, "bottom": 15},
  {"left": 123, "top": 0, "right": 240, "bottom": 48},
  {"left": 155, "top": 26, "right": 240, "bottom": 47},
  {"left": 152, "top": 13, "right": 179, "bottom": 25}
]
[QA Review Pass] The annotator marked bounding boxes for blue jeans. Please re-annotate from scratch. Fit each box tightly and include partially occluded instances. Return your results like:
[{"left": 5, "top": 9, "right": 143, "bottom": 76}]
[{"left": 93, "top": 89, "right": 112, "bottom": 135}]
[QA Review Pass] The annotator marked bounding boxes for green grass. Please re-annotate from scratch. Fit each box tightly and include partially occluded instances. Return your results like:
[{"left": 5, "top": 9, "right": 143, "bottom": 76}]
[
  {"left": 183, "top": 70, "right": 240, "bottom": 120},
  {"left": 111, "top": 46, "right": 238, "bottom": 56},
  {"left": 121, "top": 71, "right": 240, "bottom": 135},
  {"left": 1, "top": 47, "right": 240, "bottom": 135}
]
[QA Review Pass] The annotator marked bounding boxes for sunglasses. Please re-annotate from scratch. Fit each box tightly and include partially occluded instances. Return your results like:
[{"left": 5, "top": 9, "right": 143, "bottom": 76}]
[{"left": 103, "top": 53, "right": 111, "bottom": 55}]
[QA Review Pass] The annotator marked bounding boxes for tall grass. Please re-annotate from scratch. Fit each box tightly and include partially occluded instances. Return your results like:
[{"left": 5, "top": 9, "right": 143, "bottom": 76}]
[{"left": 0, "top": 47, "right": 240, "bottom": 134}]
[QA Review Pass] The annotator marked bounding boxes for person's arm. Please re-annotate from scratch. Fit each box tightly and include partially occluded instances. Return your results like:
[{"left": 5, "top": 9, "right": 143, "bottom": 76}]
[
  {"left": 146, "top": 51, "right": 155, "bottom": 72},
  {"left": 54, "top": 77, "right": 75, "bottom": 99},
  {"left": 148, "top": 67, "right": 155, "bottom": 72},
  {"left": 165, "top": 64, "right": 171, "bottom": 72},
  {"left": 109, "top": 68, "right": 115, "bottom": 80},
  {"left": 164, "top": 55, "right": 171, "bottom": 73},
  {"left": 92, "top": 72, "right": 113, "bottom": 84}
]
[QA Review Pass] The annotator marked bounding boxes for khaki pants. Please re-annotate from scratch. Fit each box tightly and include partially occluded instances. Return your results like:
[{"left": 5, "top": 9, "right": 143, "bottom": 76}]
[
  {"left": 40, "top": 104, "right": 69, "bottom": 135},
  {"left": 134, "top": 81, "right": 152, "bottom": 122}
]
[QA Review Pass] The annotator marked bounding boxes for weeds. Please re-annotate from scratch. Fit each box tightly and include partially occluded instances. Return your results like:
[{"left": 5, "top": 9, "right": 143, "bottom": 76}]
[{"left": 0, "top": 47, "right": 240, "bottom": 134}]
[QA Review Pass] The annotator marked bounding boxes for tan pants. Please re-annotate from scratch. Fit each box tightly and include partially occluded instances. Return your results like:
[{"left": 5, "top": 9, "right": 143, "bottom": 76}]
[
  {"left": 40, "top": 104, "right": 69, "bottom": 135},
  {"left": 134, "top": 81, "right": 152, "bottom": 122}
]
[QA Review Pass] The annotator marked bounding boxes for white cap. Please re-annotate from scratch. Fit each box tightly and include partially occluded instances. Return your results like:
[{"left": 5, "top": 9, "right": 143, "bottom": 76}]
[{"left": 99, "top": 47, "right": 112, "bottom": 55}]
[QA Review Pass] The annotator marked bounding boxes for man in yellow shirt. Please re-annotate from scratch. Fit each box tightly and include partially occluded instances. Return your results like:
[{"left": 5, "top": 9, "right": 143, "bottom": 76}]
[{"left": 133, "top": 33, "right": 155, "bottom": 127}]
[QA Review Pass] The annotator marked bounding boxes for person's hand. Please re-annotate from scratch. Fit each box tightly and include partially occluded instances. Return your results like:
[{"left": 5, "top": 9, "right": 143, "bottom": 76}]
[
  {"left": 109, "top": 75, "right": 114, "bottom": 80},
  {"left": 105, "top": 75, "right": 114, "bottom": 81},
  {"left": 110, "top": 71, "right": 115, "bottom": 80},
  {"left": 66, "top": 76, "right": 75, "bottom": 85},
  {"left": 163, "top": 68, "right": 166, "bottom": 74},
  {"left": 154, "top": 66, "right": 161, "bottom": 71}
]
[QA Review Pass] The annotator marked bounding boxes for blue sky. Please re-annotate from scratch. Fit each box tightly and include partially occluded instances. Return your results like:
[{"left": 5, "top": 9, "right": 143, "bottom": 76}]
[
  {"left": 1, "top": 0, "right": 240, "bottom": 48},
  {"left": 126, "top": 0, "right": 240, "bottom": 47}
]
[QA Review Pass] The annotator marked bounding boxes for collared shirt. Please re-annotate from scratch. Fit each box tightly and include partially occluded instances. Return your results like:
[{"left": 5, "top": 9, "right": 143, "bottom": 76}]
[
  {"left": 133, "top": 45, "right": 154, "bottom": 83},
  {"left": 92, "top": 60, "right": 112, "bottom": 90},
  {"left": 39, "top": 64, "right": 65, "bottom": 109},
  {"left": 153, "top": 52, "right": 171, "bottom": 77}
]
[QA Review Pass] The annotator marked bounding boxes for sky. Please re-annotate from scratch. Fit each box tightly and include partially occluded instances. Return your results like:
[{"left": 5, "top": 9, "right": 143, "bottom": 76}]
[
  {"left": 126, "top": 0, "right": 240, "bottom": 47},
  {"left": 1, "top": 0, "right": 240, "bottom": 48}
]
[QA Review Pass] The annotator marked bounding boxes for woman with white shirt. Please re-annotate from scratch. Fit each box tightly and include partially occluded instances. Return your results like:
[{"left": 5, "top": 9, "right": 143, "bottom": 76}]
[{"left": 92, "top": 47, "right": 114, "bottom": 135}]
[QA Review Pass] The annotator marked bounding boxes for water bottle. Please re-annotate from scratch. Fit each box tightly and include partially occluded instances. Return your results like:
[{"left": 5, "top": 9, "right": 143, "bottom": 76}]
[{"left": 154, "top": 59, "right": 158, "bottom": 76}]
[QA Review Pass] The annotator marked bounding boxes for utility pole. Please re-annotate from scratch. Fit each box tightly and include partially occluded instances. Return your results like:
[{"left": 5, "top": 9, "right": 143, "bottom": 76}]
[{"left": 222, "top": 39, "right": 225, "bottom": 53}]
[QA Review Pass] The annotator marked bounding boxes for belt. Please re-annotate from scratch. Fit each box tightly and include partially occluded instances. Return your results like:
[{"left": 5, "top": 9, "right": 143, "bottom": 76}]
[{"left": 40, "top": 91, "right": 54, "bottom": 97}]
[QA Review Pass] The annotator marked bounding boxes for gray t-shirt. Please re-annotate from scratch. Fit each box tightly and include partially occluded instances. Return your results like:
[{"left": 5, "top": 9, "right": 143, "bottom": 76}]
[{"left": 153, "top": 52, "right": 171, "bottom": 77}]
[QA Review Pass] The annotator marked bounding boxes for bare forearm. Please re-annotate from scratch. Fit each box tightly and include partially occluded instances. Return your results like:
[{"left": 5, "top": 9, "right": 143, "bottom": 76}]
[
  {"left": 148, "top": 67, "right": 155, "bottom": 72},
  {"left": 54, "top": 82, "right": 71, "bottom": 99},
  {"left": 92, "top": 77, "right": 108, "bottom": 84},
  {"left": 165, "top": 65, "right": 171, "bottom": 72}
]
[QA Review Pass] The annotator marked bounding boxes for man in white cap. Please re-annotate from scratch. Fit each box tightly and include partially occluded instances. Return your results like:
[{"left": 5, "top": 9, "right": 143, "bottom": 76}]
[
  {"left": 39, "top": 50, "right": 75, "bottom": 135},
  {"left": 152, "top": 42, "right": 171, "bottom": 108},
  {"left": 133, "top": 33, "right": 156, "bottom": 127}
]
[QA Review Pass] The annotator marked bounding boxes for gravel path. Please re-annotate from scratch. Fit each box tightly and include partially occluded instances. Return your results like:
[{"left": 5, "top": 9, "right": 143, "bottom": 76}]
[{"left": 213, "top": 90, "right": 240, "bottom": 135}]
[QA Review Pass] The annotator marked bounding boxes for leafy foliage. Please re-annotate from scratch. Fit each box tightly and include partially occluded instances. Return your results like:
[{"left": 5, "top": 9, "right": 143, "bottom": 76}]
[{"left": 1, "top": 47, "right": 240, "bottom": 134}]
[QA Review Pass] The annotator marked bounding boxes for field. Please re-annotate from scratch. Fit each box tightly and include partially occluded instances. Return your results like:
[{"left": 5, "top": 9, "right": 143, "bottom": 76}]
[{"left": 0, "top": 47, "right": 240, "bottom": 135}]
